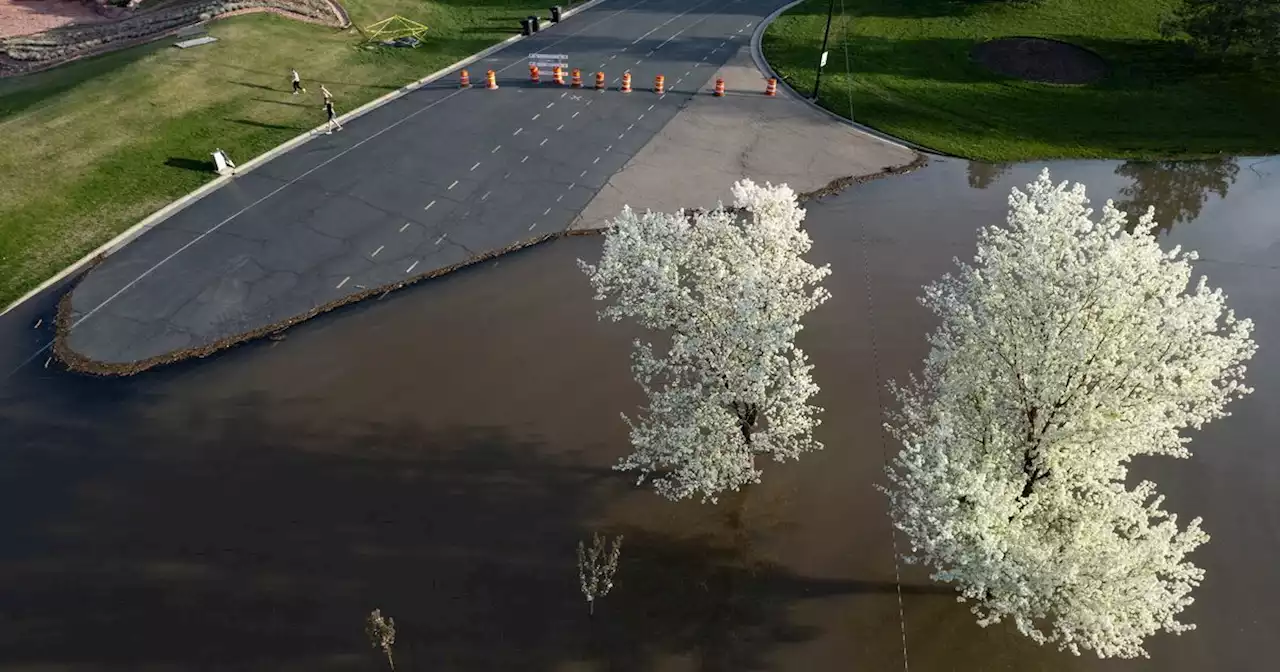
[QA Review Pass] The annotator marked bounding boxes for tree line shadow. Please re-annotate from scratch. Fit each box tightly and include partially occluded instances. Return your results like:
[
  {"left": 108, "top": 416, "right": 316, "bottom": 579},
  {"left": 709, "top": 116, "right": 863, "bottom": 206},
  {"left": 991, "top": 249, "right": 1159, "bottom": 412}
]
[{"left": 0, "top": 381, "right": 942, "bottom": 671}]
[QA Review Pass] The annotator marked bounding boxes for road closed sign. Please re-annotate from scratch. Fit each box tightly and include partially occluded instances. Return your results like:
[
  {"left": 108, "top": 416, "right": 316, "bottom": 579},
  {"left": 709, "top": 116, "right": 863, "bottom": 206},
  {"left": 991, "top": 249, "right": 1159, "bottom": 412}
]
[{"left": 528, "top": 52, "right": 569, "bottom": 70}]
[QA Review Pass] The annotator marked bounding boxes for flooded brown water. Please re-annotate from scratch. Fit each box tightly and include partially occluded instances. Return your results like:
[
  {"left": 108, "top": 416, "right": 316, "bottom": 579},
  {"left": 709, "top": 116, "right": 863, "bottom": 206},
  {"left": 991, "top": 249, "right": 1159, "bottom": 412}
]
[{"left": 1, "top": 156, "right": 1277, "bottom": 670}]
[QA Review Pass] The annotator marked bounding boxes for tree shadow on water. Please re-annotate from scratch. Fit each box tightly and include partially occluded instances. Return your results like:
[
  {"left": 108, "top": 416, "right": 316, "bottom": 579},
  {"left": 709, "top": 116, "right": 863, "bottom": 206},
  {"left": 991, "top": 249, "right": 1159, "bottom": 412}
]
[{"left": 0, "top": 389, "right": 622, "bottom": 670}]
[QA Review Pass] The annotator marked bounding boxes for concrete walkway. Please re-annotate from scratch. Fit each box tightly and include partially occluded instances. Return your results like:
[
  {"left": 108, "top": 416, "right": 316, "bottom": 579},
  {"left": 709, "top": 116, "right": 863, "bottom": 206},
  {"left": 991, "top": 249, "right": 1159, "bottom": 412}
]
[{"left": 570, "top": 34, "right": 918, "bottom": 229}]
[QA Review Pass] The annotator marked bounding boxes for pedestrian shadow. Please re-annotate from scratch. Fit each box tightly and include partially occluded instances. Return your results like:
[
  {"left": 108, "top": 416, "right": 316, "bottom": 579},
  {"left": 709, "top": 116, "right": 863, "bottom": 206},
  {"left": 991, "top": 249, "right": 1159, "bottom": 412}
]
[
  {"left": 226, "top": 118, "right": 306, "bottom": 132},
  {"left": 249, "top": 97, "right": 311, "bottom": 108},
  {"left": 226, "top": 79, "right": 280, "bottom": 93},
  {"left": 163, "top": 157, "right": 213, "bottom": 173}
]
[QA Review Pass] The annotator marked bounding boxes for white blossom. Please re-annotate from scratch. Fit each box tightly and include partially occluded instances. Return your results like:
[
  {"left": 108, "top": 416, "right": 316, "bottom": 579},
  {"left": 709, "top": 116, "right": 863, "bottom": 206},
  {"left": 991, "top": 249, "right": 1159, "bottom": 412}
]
[
  {"left": 581, "top": 179, "right": 831, "bottom": 503},
  {"left": 883, "top": 168, "right": 1256, "bottom": 659}
]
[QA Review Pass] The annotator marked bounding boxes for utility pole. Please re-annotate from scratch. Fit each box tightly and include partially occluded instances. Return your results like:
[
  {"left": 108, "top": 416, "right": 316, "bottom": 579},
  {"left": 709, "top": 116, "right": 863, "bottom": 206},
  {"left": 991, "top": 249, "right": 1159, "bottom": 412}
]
[{"left": 812, "top": 0, "right": 835, "bottom": 101}]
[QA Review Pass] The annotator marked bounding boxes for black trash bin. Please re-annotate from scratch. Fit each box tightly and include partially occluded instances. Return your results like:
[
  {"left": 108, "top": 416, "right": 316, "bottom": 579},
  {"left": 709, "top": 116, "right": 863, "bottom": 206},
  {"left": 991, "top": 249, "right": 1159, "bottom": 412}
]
[
  {"left": 550, "top": 6, "right": 562, "bottom": 22},
  {"left": 530, "top": 15, "right": 541, "bottom": 32},
  {"left": 520, "top": 17, "right": 532, "bottom": 36}
]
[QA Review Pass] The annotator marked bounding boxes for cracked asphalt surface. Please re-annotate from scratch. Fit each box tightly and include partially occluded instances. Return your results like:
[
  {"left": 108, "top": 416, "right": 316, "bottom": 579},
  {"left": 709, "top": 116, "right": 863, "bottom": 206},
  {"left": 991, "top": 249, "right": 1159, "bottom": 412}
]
[{"left": 61, "top": 0, "right": 789, "bottom": 365}]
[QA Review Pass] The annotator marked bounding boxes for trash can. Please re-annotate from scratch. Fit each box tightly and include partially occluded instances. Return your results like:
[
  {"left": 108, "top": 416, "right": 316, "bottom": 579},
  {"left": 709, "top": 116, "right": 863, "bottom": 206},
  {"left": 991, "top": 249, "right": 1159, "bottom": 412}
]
[
  {"left": 520, "top": 17, "right": 532, "bottom": 36},
  {"left": 530, "top": 15, "right": 541, "bottom": 32},
  {"left": 550, "top": 6, "right": 562, "bottom": 22}
]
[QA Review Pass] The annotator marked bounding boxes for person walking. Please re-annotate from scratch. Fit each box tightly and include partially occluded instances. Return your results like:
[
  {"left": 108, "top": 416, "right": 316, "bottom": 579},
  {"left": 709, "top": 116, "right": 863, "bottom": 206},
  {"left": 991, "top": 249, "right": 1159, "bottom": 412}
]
[
  {"left": 291, "top": 69, "right": 306, "bottom": 95},
  {"left": 324, "top": 97, "right": 343, "bottom": 134},
  {"left": 320, "top": 84, "right": 333, "bottom": 102}
]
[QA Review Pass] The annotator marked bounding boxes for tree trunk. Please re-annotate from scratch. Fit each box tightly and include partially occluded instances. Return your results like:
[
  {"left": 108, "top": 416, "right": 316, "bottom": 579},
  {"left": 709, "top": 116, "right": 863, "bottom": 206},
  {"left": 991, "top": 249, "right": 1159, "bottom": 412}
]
[{"left": 384, "top": 648, "right": 395, "bottom": 672}]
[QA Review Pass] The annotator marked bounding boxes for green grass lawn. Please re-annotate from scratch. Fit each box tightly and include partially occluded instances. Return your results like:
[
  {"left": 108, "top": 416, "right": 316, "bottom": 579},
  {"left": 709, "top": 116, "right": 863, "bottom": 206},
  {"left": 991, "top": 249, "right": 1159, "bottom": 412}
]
[
  {"left": 762, "top": 0, "right": 1280, "bottom": 162},
  {"left": 0, "top": 0, "right": 583, "bottom": 310}
]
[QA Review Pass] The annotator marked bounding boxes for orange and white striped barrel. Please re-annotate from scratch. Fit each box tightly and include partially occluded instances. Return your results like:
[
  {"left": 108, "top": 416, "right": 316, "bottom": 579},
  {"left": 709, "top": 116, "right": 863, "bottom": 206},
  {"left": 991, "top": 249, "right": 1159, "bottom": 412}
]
[
  {"left": 553, "top": 65, "right": 565, "bottom": 85},
  {"left": 459, "top": 69, "right": 471, "bottom": 88},
  {"left": 571, "top": 68, "right": 583, "bottom": 88},
  {"left": 595, "top": 71, "right": 606, "bottom": 90},
  {"left": 486, "top": 69, "right": 498, "bottom": 89},
  {"left": 764, "top": 77, "right": 777, "bottom": 96},
  {"left": 530, "top": 65, "right": 540, "bottom": 83},
  {"left": 654, "top": 74, "right": 665, "bottom": 94},
  {"left": 621, "top": 72, "right": 632, "bottom": 93},
  {"left": 713, "top": 78, "right": 725, "bottom": 97}
]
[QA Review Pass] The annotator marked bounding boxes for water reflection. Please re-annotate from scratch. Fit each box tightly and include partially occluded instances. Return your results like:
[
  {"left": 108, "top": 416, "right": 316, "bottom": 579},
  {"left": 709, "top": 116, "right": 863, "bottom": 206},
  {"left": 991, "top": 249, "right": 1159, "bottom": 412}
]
[
  {"left": 966, "top": 161, "right": 1013, "bottom": 190},
  {"left": 1113, "top": 158, "right": 1240, "bottom": 233}
]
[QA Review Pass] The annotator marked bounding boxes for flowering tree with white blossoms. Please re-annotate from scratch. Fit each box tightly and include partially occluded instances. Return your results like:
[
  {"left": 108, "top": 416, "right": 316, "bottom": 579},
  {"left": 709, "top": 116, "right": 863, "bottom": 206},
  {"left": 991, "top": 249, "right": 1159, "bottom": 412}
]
[
  {"left": 581, "top": 179, "right": 831, "bottom": 503},
  {"left": 883, "top": 168, "right": 1256, "bottom": 659}
]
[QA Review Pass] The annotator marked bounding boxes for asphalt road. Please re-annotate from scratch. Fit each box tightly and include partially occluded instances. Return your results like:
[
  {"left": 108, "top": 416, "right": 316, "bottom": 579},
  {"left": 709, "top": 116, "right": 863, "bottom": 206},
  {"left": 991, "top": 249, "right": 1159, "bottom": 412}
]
[{"left": 58, "top": 0, "right": 787, "bottom": 367}]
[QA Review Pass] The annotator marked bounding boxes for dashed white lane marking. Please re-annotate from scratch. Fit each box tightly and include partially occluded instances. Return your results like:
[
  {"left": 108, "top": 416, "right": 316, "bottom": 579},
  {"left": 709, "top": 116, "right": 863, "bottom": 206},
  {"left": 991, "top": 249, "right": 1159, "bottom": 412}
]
[
  {"left": 599, "top": 62, "right": 606, "bottom": 68},
  {"left": 557, "top": 124, "right": 565, "bottom": 131},
  {"left": 557, "top": 194, "right": 564, "bottom": 202},
  {"left": 435, "top": 234, "right": 447, "bottom": 245},
  {"left": 568, "top": 182, "right": 576, "bottom": 189},
  {"left": 586, "top": 99, "right": 593, "bottom": 106},
  {"left": 448, "top": 180, "right": 458, "bottom": 190},
  {"left": 701, "top": 56, "right": 707, "bottom": 61},
  {"left": 400, "top": 222, "right": 412, "bottom": 232},
  {"left": 533, "top": 113, "right": 540, "bottom": 120},
  {"left": 406, "top": 260, "right": 420, "bottom": 273},
  {"left": 540, "top": 138, "right": 549, "bottom": 146},
  {"left": 424, "top": 200, "right": 435, "bottom": 211},
  {"left": 674, "top": 79, "right": 682, "bottom": 85},
  {"left": 11, "top": 2, "right": 657, "bottom": 365},
  {"left": 470, "top": 161, "right": 481, "bottom": 171},
  {"left": 638, "top": 113, "right": 645, "bottom": 119},
  {"left": 546, "top": 102, "right": 554, "bottom": 108},
  {"left": 543, "top": 207, "right": 552, "bottom": 215},
  {"left": 711, "top": 48, "right": 719, "bottom": 53},
  {"left": 720, "top": 41, "right": 726, "bottom": 47},
  {"left": 561, "top": 91, "right": 568, "bottom": 98},
  {"left": 695, "top": 62, "right": 702, "bottom": 67},
  {"left": 580, "top": 169, "right": 588, "bottom": 177},
  {"left": 627, "top": 123, "right": 634, "bottom": 131},
  {"left": 336, "top": 276, "right": 350, "bottom": 289},
  {"left": 492, "top": 144, "right": 501, "bottom": 153},
  {"left": 572, "top": 111, "right": 580, "bottom": 118},
  {"left": 647, "top": 50, "right": 653, "bottom": 56},
  {"left": 610, "top": 54, "right": 616, "bottom": 59},
  {"left": 685, "top": 70, "right": 691, "bottom": 76},
  {"left": 372, "top": 245, "right": 383, "bottom": 257},
  {"left": 522, "top": 155, "right": 530, "bottom": 163},
  {"left": 593, "top": 156, "right": 601, "bottom": 164},
  {"left": 618, "top": 132, "right": 625, "bottom": 139},
  {"left": 514, "top": 127, "right": 523, "bottom": 135},
  {"left": 481, "top": 190, "right": 491, "bottom": 201},
  {"left": 636, "top": 60, "right": 643, "bottom": 65},
  {"left": 529, "top": 222, "right": 538, "bottom": 230},
  {"left": 648, "top": 104, "right": 655, "bottom": 111},
  {"left": 606, "top": 144, "right": 612, "bottom": 151},
  {"left": 660, "top": 93, "right": 666, "bottom": 100}
]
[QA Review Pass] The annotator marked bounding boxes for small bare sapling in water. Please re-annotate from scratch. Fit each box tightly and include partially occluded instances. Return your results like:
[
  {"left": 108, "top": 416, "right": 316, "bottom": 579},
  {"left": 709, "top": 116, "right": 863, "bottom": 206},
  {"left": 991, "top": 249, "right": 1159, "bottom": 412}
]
[
  {"left": 366, "top": 608, "right": 397, "bottom": 671},
  {"left": 577, "top": 532, "right": 623, "bottom": 615}
]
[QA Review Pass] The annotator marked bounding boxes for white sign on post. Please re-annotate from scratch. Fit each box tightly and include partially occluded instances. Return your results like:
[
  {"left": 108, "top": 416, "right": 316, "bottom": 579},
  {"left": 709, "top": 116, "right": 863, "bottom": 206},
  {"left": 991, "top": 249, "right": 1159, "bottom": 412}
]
[
  {"left": 528, "top": 52, "right": 569, "bottom": 70},
  {"left": 819, "top": 51, "right": 829, "bottom": 68},
  {"left": 212, "top": 148, "right": 235, "bottom": 176}
]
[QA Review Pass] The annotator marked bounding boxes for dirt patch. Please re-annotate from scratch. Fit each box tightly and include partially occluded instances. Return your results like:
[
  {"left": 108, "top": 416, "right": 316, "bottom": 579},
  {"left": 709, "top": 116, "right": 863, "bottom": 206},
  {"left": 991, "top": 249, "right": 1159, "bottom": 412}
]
[
  {"left": 969, "top": 37, "right": 1107, "bottom": 85},
  {"left": 0, "top": 1, "right": 111, "bottom": 39}
]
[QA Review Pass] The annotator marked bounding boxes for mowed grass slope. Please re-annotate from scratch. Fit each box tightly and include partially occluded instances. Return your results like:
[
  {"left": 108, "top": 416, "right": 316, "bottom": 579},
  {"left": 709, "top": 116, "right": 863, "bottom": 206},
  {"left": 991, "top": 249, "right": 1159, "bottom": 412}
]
[
  {"left": 762, "top": 0, "right": 1280, "bottom": 161},
  {"left": 0, "top": 0, "right": 579, "bottom": 310}
]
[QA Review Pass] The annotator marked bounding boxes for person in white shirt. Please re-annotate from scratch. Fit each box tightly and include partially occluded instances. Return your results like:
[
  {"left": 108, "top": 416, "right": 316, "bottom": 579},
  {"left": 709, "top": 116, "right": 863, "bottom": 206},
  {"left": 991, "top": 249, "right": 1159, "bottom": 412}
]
[{"left": 291, "top": 69, "right": 306, "bottom": 95}]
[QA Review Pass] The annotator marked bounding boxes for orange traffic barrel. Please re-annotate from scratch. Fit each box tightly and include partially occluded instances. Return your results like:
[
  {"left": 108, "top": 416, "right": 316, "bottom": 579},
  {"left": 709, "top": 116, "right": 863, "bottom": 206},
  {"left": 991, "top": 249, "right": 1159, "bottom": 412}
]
[
  {"left": 530, "top": 65, "right": 540, "bottom": 83},
  {"left": 654, "top": 74, "right": 665, "bottom": 94},
  {"left": 486, "top": 69, "right": 498, "bottom": 89},
  {"left": 553, "top": 65, "right": 565, "bottom": 85},
  {"left": 459, "top": 69, "right": 471, "bottom": 88},
  {"left": 571, "top": 68, "right": 583, "bottom": 88},
  {"left": 713, "top": 78, "right": 725, "bottom": 97},
  {"left": 765, "top": 77, "right": 777, "bottom": 96},
  {"left": 595, "top": 71, "right": 606, "bottom": 90},
  {"left": 621, "top": 72, "right": 632, "bottom": 93}
]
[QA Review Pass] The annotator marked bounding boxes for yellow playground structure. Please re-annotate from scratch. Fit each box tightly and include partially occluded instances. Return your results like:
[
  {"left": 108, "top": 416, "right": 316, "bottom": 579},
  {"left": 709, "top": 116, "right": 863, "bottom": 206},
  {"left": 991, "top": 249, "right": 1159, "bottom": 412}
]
[{"left": 364, "top": 16, "right": 430, "bottom": 48}]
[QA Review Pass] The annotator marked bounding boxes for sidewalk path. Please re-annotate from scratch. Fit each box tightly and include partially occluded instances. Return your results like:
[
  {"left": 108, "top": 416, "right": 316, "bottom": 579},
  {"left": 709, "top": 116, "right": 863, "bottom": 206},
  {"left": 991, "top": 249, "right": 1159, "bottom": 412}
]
[{"left": 57, "top": 0, "right": 917, "bottom": 373}]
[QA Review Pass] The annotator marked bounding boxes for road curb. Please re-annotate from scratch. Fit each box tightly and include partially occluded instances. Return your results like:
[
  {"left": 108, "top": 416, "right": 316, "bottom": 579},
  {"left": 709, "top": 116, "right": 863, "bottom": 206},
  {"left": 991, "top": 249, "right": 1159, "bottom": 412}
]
[
  {"left": 1, "top": 0, "right": 610, "bottom": 317},
  {"left": 751, "top": 0, "right": 954, "bottom": 159}
]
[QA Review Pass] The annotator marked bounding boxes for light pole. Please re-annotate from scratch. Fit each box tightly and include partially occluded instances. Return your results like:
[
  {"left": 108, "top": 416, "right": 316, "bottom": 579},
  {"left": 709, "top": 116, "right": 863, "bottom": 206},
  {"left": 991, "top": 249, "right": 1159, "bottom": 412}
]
[{"left": 812, "top": 0, "right": 835, "bottom": 101}]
